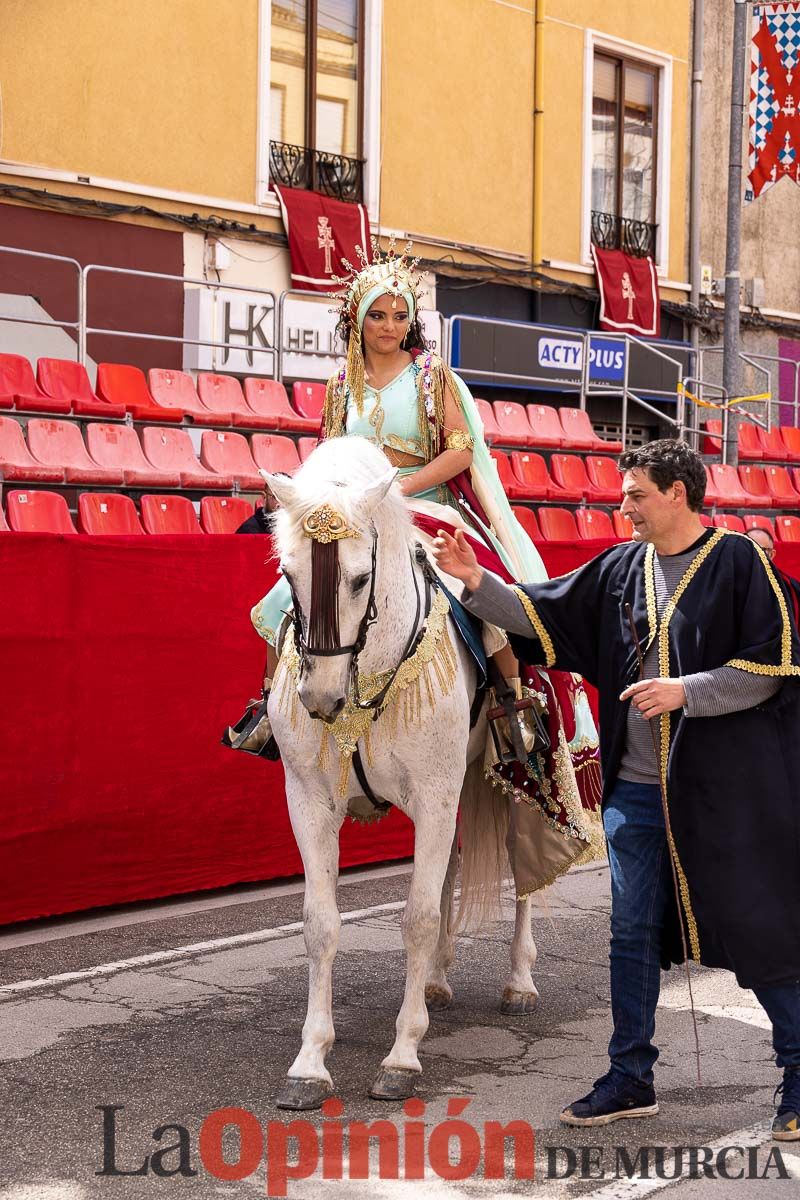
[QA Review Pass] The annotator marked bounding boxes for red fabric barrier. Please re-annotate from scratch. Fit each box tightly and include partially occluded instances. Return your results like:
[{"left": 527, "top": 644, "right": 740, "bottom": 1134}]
[{"left": 3, "top": 534, "right": 799, "bottom": 925}]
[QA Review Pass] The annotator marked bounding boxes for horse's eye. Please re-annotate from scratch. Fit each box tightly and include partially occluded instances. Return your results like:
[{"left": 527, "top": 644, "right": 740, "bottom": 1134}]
[{"left": 352, "top": 573, "right": 371, "bottom": 593}]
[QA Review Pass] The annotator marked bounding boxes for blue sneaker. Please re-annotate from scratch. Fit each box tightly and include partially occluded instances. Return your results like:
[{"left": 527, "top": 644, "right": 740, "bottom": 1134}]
[
  {"left": 560, "top": 1071, "right": 659, "bottom": 1127},
  {"left": 772, "top": 1068, "right": 800, "bottom": 1141}
]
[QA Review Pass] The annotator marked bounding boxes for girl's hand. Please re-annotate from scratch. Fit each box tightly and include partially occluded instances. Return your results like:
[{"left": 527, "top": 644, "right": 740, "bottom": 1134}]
[{"left": 431, "top": 528, "right": 483, "bottom": 591}]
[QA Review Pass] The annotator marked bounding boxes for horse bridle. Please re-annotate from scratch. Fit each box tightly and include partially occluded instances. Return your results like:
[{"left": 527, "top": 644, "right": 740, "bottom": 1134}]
[{"left": 285, "top": 533, "right": 434, "bottom": 716}]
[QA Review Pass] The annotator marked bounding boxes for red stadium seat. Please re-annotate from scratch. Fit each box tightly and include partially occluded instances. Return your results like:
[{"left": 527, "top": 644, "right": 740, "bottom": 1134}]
[
  {"left": 712, "top": 513, "right": 746, "bottom": 532},
  {"left": 37, "top": 358, "right": 126, "bottom": 419},
  {"left": 0, "top": 416, "right": 64, "bottom": 482},
  {"left": 757, "top": 425, "right": 791, "bottom": 462},
  {"left": 85, "top": 424, "right": 181, "bottom": 488},
  {"left": 763, "top": 464, "right": 800, "bottom": 508},
  {"left": 790, "top": 468, "right": 800, "bottom": 500},
  {"left": 78, "top": 493, "right": 145, "bottom": 535},
  {"left": 738, "top": 463, "right": 775, "bottom": 508},
  {"left": 27, "top": 419, "right": 124, "bottom": 485},
  {"left": 292, "top": 381, "right": 326, "bottom": 421},
  {"left": 527, "top": 403, "right": 564, "bottom": 448},
  {"left": 493, "top": 401, "right": 534, "bottom": 447},
  {"left": 613, "top": 510, "right": 634, "bottom": 539},
  {"left": 299, "top": 437, "right": 318, "bottom": 462},
  {"left": 6, "top": 489, "right": 77, "bottom": 533},
  {"left": 509, "top": 452, "right": 556, "bottom": 501},
  {"left": 97, "top": 363, "right": 184, "bottom": 423},
  {"left": 491, "top": 449, "right": 533, "bottom": 499},
  {"left": 140, "top": 494, "right": 202, "bottom": 534},
  {"left": 779, "top": 426, "right": 800, "bottom": 464},
  {"left": 200, "top": 430, "right": 262, "bottom": 490},
  {"left": 0, "top": 353, "right": 70, "bottom": 414},
  {"left": 197, "top": 373, "right": 275, "bottom": 430},
  {"left": 475, "top": 398, "right": 501, "bottom": 445},
  {"left": 585, "top": 455, "right": 622, "bottom": 503},
  {"left": 538, "top": 507, "right": 579, "bottom": 541},
  {"left": 576, "top": 508, "right": 615, "bottom": 539},
  {"left": 141, "top": 426, "right": 232, "bottom": 490},
  {"left": 709, "top": 463, "right": 754, "bottom": 508},
  {"left": 243, "top": 378, "right": 319, "bottom": 433},
  {"left": 148, "top": 369, "right": 230, "bottom": 427},
  {"left": 775, "top": 515, "right": 800, "bottom": 542},
  {"left": 0, "top": 506, "right": 8, "bottom": 532},
  {"left": 738, "top": 422, "right": 764, "bottom": 460},
  {"left": 511, "top": 505, "right": 542, "bottom": 541},
  {"left": 702, "top": 419, "right": 723, "bottom": 455},
  {"left": 551, "top": 453, "right": 613, "bottom": 502},
  {"left": 200, "top": 496, "right": 255, "bottom": 534},
  {"left": 703, "top": 465, "right": 721, "bottom": 508},
  {"left": 558, "top": 407, "right": 622, "bottom": 453},
  {"left": 743, "top": 514, "right": 775, "bottom": 535},
  {"left": 700, "top": 513, "right": 713, "bottom": 527},
  {"left": 250, "top": 433, "right": 302, "bottom": 476}
]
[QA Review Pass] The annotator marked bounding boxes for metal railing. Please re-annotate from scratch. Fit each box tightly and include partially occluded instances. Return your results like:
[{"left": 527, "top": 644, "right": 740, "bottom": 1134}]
[
  {"left": 0, "top": 245, "right": 83, "bottom": 354},
  {"left": 590, "top": 210, "right": 657, "bottom": 259},
  {"left": 269, "top": 141, "right": 365, "bottom": 204}
]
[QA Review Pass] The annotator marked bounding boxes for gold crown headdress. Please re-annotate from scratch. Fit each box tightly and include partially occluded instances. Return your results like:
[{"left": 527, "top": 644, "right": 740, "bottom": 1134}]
[{"left": 330, "top": 236, "right": 424, "bottom": 327}]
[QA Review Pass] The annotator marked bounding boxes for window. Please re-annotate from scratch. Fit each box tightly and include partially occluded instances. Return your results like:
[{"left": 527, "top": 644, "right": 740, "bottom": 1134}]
[{"left": 591, "top": 51, "right": 658, "bottom": 256}]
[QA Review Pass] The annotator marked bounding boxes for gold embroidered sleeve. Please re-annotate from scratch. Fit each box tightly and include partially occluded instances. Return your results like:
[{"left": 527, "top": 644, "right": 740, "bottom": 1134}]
[
  {"left": 512, "top": 586, "right": 556, "bottom": 667},
  {"left": 444, "top": 429, "right": 474, "bottom": 452}
]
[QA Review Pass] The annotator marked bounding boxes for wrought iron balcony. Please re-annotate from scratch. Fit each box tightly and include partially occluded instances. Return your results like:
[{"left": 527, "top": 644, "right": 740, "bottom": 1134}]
[
  {"left": 590, "top": 211, "right": 657, "bottom": 259},
  {"left": 269, "top": 141, "right": 364, "bottom": 204}
]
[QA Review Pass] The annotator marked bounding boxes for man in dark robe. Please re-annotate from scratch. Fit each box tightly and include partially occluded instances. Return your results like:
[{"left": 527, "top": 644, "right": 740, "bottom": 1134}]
[
  {"left": 746, "top": 525, "right": 800, "bottom": 627},
  {"left": 432, "top": 439, "right": 800, "bottom": 1140}
]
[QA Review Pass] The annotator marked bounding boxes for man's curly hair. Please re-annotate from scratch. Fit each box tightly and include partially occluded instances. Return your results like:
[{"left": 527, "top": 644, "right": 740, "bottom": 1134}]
[{"left": 618, "top": 439, "right": 706, "bottom": 512}]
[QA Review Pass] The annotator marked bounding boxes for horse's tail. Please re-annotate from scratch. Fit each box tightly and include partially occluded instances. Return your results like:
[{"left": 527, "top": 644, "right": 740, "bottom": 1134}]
[{"left": 453, "top": 758, "right": 513, "bottom": 933}]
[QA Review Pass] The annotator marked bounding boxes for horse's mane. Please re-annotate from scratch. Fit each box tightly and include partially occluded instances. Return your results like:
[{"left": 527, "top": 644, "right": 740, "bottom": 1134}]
[{"left": 273, "top": 436, "right": 415, "bottom": 558}]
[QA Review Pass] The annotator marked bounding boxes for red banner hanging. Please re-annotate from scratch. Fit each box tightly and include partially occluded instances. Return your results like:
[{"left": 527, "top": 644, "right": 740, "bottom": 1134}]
[
  {"left": 275, "top": 185, "right": 369, "bottom": 294},
  {"left": 591, "top": 245, "right": 661, "bottom": 338},
  {"left": 747, "top": 2, "right": 800, "bottom": 202}
]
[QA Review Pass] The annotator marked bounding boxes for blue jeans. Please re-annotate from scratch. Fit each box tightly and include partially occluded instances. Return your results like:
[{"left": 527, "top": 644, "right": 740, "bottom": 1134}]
[{"left": 604, "top": 777, "right": 800, "bottom": 1086}]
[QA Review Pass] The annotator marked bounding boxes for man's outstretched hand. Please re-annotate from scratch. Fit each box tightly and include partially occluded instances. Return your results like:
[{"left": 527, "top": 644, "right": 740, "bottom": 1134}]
[{"left": 431, "top": 528, "right": 483, "bottom": 592}]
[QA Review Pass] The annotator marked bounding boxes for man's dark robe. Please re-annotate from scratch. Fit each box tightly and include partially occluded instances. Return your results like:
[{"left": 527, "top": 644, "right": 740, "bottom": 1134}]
[{"left": 508, "top": 527, "right": 800, "bottom": 989}]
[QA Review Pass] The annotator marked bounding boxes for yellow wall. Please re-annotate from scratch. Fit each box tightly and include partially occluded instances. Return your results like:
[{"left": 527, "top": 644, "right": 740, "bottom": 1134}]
[{"left": 0, "top": 0, "right": 259, "bottom": 202}]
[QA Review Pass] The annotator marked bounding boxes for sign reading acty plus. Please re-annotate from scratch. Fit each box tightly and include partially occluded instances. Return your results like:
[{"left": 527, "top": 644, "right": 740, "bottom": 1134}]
[{"left": 537, "top": 336, "right": 626, "bottom": 382}]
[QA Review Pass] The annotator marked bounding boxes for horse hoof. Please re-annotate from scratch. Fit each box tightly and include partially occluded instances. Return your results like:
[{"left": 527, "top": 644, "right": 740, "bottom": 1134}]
[
  {"left": 276, "top": 1078, "right": 333, "bottom": 1111},
  {"left": 425, "top": 984, "right": 453, "bottom": 1011},
  {"left": 369, "top": 1068, "right": 419, "bottom": 1101},
  {"left": 500, "top": 987, "right": 539, "bottom": 1015}
]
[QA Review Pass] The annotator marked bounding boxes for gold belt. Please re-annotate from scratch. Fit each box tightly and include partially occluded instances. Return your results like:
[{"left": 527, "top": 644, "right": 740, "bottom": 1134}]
[{"left": 381, "top": 446, "right": 425, "bottom": 468}]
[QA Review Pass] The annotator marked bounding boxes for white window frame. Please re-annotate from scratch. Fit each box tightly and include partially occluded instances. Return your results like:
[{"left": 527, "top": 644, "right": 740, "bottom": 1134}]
[
  {"left": 256, "top": 0, "right": 382, "bottom": 223},
  {"left": 580, "top": 28, "right": 673, "bottom": 274}
]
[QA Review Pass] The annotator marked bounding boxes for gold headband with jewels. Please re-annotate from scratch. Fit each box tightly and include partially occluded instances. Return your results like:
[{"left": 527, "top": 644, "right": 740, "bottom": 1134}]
[
  {"left": 331, "top": 236, "right": 423, "bottom": 325},
  {"left": 302, "top": 503, "right": 360, "bottom": 544}
]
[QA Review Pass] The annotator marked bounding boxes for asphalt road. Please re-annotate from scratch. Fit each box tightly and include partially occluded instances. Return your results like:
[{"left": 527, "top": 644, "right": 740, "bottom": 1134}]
[{"left": 0, "top": 858, "right": 798, "bottom": 1199}]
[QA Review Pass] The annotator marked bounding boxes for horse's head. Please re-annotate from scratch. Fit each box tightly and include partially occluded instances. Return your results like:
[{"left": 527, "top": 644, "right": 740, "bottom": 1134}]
[{"left": 264, "top": 438, "right": 407, "bottom": 721}]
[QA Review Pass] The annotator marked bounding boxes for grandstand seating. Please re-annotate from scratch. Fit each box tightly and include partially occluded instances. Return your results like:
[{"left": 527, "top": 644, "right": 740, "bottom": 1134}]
[
  {"left": 149, "top": 369, "right": 231, "bottom": 426},
  {"left": 743, "top": 514, "right": 775, "bottom": 535},
  {"left": 738, "top": 463, "right": 777, "bottom": 508},
  {"left": 141, "top": 426, "right": 232, "bottom": 489},
  {"left": 709, "top": 463, "right": 755, "bottom": 508},
  {"left": 199, "top": 430, "right": 262, "bottom": 490},
  {"left": 97, "top": 363, "right": 184, "bottom": 423},
  {"left": 511, "top": 505, "right": 541, "bottom": 540},
  {"left": 780, "top": 426, "right": 800, "bottom": 463},
  {"left": 712, "top": 513, "right": 746, "bottom": 532},
  {"left": 197, "top": 373, "right": 275, "bottom": 430},
  {"left": 140, "top": 494, "right": 203, "bottom": 534},
  {"left": 6, "top": 489, "right": 77, "bottom": 533},
  {"left": 538, "top": 507, "right": 579, "bottom": 541},
  {"left": 27, "top": 419, "right": 125, "bottom": 485},
  {"left": 200, "top": 496, "right": 254, "bottom": 534},
  {"left": 584, "top": 455, "right": 622, "bottom": 502},
  {"left": 757, "top": 425, "right": 791, "bottom": 462},
  {"left": 38, "top": 358, "right": 127, "bottom": 419},
  {"left": 475, "top": 399, "right": 500, "bottom": 444},
  {"left": 509, "top": 452, "right": 558, "bottom": 501},
  {"left": 491, "top": 449, "right": 537, "bottom": 500},
  {"left": 243, "top": 378, "right": 318, "bottom": 433},
  {"left": 763, "top": 464, "right": 800, "bottom": 507},
  {"left": 299, "top": 437, "right": 318, "bottom": 462},
  {"left": 0, "top": 506, "right": 8, "bottom": 532},
  {"left": 493, "top": 401, "right": 533, "bottom": 447},
  {"left": 559, "top": 406, "right": 622, "bottom": 453},
  {"left": 776, "top": 515, "right": 800, "bottom": 542},
  {"left": 527, "top": 404, "right": 564, "bottom": 448},
  {"left": 250, "top": 433, "right": 302, "bottom": 476},
  {"left": 702, "top": 419, "right": 763, "bottom": 460},
  {"left": 292, "top": 381, "right": 325, "bottom": 421},
  {"left": 551, "top": 454, "right": 613, "bottom": 503},
  {"left": 78, "top": 492, "right": 145, "bottom": 535},
  {"left": 0, "top": 353, "right": 70, "bottom": 414},
  {"left": 613, "top": 510, "right": 633, "bottom": 539},
  {"left": 791, "top": 468, "right": 800, "bottom": 499},
  {"left": 702, "top": 465, "right": 721, "bottom": 507},
  {"left": 576, "top": 508, "right": 615, "bottom": 539},
  {"left": 0, "top": 416, "right": 65, "bottom": 482},
  {"left": 86, "top": 424, "right": 181, "bottom": 488}
]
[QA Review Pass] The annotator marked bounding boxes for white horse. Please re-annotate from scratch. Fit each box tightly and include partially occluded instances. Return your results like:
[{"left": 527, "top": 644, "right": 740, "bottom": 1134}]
[{"left": 264, "top": 436, "right": 538, "bottom": 1110}]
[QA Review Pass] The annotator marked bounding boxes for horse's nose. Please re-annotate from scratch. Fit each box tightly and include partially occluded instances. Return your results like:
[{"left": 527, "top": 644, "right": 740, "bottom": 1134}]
[{"left": 310, "top": 696, "right": 346, "bottom": 723}]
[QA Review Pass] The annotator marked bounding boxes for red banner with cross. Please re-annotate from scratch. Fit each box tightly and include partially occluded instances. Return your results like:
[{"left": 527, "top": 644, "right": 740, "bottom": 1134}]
[
  {"left": 747, "top": 2, "right": 800, "bottom": 202},
  {"left": 275, "top": 185, "right": 369, "bottom": 293},
  {"left": 591, "top": 245, "right": 661, "bottom": 338}
]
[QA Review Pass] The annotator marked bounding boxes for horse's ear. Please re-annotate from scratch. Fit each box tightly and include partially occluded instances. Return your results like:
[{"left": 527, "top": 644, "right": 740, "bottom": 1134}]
[
  {"left": 259, "top": 469, "right": 296, "bottom": 510},
  {"left": 357, "top": 468, "right": 398, "bottom": 516}
]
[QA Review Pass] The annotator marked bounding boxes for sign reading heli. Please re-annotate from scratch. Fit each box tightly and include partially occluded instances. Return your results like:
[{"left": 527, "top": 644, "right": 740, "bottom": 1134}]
[{"left": 537, "top": 336, "right": 627, "bottom": 383}]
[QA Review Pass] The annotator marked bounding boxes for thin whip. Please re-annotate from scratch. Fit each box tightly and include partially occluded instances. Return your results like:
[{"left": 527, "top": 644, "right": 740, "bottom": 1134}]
[{"left": 624, "top": 602, "right": 702, "bottom": 1085}]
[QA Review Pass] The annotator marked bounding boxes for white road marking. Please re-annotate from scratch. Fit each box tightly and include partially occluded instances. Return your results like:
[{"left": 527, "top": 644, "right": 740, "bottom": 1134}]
[{"left": 0, "top": 899, "right": 408, "bottom": 1000}]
